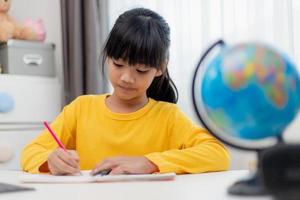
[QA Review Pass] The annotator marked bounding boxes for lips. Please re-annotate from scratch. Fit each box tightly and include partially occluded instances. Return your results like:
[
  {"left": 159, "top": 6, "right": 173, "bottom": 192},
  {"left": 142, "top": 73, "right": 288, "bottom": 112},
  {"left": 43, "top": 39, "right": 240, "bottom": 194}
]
[{"left": 118, "top": 85, "right": 135, "bottom": 91}]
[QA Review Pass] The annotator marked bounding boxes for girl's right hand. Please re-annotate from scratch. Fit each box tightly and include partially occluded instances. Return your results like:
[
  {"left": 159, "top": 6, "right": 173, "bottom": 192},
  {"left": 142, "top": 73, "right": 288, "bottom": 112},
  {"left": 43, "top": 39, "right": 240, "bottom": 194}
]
[{"left": 47, "top": 148, "right": 81, "bottom": 175}]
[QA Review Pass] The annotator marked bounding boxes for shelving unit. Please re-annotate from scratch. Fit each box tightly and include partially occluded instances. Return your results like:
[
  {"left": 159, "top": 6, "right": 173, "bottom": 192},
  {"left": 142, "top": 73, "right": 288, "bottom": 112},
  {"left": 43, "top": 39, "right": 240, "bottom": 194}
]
[{"left": 0, "top": 74, "right": 61, "bottom": 169}]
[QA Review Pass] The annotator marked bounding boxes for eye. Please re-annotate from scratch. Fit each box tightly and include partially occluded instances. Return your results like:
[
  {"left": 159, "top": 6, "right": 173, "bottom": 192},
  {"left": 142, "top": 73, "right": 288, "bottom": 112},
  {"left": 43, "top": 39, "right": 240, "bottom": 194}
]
[
  {"left": 136, "top": 69, "right": 149, "bottom": 74},
  {"left": 113, "top": 61, "right": 123, "bottom": 67}
]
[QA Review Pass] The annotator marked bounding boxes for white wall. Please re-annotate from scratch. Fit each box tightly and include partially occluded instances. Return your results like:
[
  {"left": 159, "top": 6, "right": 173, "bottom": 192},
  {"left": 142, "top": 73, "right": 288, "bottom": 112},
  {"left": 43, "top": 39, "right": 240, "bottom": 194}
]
[
  {"left": 292, "top": 5, "right": 300, "bottom": 148},
  {"left": 292, "top": 0, "right": 300, "bottom": 69},
  {"left": 9, "top": 0, "right": 63, "bottom": 92}
]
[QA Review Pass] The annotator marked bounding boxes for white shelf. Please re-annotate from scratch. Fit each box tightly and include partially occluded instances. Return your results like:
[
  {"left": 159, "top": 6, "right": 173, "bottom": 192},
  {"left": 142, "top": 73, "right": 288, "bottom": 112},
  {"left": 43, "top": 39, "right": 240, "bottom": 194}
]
[
  {"left": 0, "top": 74, "right": 62, "bottom": 169},
  {"left": 0, "top": 74, "right": 62, "bottom": 122}
]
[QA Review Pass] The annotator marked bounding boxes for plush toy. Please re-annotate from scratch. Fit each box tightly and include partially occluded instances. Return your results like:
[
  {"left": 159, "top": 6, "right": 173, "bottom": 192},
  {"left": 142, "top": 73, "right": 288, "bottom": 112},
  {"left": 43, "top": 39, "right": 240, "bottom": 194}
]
[
  {"left": 0, "top": 0, "right": 46, "bottom": 42},
  {"left": 23, "top": 18, "right": 46, "bottom": 42}
]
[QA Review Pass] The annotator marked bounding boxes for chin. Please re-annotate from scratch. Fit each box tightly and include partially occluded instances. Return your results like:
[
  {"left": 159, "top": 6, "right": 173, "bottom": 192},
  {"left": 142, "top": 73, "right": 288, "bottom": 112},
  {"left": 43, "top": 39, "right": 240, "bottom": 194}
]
[{"left": 116, "top": 91, "right": 137, "bottom": 101}]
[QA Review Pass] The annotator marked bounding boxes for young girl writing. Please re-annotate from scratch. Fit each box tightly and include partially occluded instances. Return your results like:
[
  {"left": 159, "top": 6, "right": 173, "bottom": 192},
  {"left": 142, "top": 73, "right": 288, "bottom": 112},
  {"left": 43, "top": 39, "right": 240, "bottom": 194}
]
[{"left": 21, "top": 8, "right": 229, "bottom": 175}]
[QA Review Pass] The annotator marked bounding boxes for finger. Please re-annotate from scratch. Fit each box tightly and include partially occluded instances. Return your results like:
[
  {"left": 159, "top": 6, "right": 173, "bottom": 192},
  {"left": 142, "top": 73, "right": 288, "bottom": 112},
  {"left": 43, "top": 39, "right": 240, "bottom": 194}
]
[
  {"left": 91, "top": 158, "right": 113, "bottom": 173},
  {"left": 109, "top": 166, "right": 126, "bottom": 175},
  {"left": 48, "top": 157, "right": 73, "bottom": 175},
  {"left": 94, "top": 158, "right": 109, "bottom": 169},
  {"left": 90, "top": 160, "right": 117, "bottom": 175},
  {"left": 52, "top": 152, "right": 79, "bottom": 173},
  {"left": 56, "top": 149, "right": 80, "bottom": 169},
  {"left": 49, "top": 153, "right": 80, "bottom": 175},
  {"left": 54, "top": 150, "right": 80, "bottom": 172},
  {"left": 68, "top": 150, "right": 80, "bottom": 163},
  {"left": 95, "top": 157, "right": 123, "bottom": 168},
  {"left": 68, "top": 151, "right": 81, "bottom": 174},
  {"left": 66, "top": 150, "right": 81, "bottom": 175}
]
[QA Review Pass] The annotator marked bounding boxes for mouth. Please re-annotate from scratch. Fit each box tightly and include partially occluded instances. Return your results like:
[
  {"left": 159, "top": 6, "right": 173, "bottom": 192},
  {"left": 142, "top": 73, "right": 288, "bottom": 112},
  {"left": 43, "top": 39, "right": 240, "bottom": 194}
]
[{"left": 118, "top": 85, "right": 135, "bottom": 91}]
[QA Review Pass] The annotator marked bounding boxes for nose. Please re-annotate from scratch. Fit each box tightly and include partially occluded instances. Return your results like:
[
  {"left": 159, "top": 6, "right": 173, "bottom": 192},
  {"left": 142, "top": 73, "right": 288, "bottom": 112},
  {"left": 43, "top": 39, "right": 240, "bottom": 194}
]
[{"left": 120, "top": 69, "right": 135, "bottom": 84}]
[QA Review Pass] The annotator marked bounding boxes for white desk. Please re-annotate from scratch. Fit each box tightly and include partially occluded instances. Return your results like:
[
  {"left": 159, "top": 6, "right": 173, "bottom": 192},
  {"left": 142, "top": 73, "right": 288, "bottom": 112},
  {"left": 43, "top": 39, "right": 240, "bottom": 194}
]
[{"left": 0, "top": 170, "right": 272, "bottom": 200}]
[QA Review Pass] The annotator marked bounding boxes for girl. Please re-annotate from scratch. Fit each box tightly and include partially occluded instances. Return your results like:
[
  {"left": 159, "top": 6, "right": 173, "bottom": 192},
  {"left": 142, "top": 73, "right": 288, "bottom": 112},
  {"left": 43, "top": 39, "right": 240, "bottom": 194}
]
[{"left": 21, "top": 8, "right": 229, "bottom": 175}]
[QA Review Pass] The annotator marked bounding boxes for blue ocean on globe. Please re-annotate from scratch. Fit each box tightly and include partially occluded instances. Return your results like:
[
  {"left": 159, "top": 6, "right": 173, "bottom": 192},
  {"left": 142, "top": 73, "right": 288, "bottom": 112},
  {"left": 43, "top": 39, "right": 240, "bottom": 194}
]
[{"left": 201, "top": 43, "right": 300, "bottom": 140}]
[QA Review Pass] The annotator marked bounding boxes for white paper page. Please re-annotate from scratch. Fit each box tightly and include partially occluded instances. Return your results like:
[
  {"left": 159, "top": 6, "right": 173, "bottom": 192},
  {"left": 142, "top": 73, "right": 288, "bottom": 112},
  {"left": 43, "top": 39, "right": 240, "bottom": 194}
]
[
  {"left": 19, "top": 171, "right": 93, "bottom": 183},
  {"left": 19, "top": 171, "right": 176, "bottom": 183}
]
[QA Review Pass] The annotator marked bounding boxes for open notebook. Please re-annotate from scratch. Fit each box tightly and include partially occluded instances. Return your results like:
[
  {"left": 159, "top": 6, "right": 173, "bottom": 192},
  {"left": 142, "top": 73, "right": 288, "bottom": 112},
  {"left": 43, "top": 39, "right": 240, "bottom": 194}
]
[{"left": 19, "top": 171, "right": 176, "bottom": 183}]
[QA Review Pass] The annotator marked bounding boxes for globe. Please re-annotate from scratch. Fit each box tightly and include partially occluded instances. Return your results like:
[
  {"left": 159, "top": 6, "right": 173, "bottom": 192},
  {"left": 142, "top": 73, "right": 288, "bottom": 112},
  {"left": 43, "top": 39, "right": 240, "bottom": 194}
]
[
  {"left": 192, "top": 40, "right": 300, "bottom": 196},
  {"left": 192, "top": 40, "right": 300, "bottom": 150}
]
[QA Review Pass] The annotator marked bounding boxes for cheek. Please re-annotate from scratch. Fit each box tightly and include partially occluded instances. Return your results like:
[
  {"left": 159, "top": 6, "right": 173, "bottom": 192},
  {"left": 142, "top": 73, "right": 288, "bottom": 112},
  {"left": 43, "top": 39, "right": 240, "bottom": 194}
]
[
  {"left": 108, "top": 67, "right": 118, "bottom": 81},
  {"left": 140, "top": 75, "right": 156, "bottom": 89},
  {"left": 146, "top": 77, "right": 155, "bottom": 86}
]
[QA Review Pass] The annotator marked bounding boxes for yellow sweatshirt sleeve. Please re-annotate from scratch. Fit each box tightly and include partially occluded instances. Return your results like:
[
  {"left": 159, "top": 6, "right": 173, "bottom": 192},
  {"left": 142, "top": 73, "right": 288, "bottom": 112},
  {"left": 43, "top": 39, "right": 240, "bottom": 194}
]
[
  {"left": 20, "top": 98, "right": 79, "bottom": 173},
  {"left": 145, "top": 107, "right": 230, "bottom": 174}
]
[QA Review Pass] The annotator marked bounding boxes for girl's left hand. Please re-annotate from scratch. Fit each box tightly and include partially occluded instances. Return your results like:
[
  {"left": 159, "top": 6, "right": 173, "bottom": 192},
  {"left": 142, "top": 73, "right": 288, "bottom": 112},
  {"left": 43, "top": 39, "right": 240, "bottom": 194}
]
[{"left": 90, "top": 156, "right": 159, "bottom": 175}]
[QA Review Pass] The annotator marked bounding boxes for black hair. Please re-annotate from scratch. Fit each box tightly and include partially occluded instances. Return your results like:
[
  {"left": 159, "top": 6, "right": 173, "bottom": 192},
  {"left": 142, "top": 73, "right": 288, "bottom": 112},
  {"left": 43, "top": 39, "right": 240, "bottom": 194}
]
[{"left": 102, "top": 8, "right": 178, "bottom": 103}]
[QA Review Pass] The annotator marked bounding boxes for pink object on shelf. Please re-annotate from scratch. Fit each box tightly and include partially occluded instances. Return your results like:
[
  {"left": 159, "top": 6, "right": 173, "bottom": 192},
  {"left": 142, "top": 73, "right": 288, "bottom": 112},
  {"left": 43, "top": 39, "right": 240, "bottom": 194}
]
[{"left": 23, "top": 18, "right": 46, "bottom": 42}]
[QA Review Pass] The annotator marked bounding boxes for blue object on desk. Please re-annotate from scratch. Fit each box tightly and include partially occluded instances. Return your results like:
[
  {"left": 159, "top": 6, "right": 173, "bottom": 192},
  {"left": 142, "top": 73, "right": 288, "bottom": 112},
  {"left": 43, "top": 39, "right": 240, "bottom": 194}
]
[{"left": 0, "top": 92, "right": 15, "bottom": 113}]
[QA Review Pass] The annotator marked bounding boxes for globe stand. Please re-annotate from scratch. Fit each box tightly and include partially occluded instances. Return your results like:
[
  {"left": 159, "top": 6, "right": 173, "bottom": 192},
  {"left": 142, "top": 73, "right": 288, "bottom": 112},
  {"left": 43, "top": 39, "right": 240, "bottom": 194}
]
[
  {"left": 228, "top": 154, "right": 269, "bottom": 196},
  {"left": 227, "top": 171, "right": 268, "bottom": 196},
  {"left": 228, "top": 138, "right": 284, "bottom": 196}
]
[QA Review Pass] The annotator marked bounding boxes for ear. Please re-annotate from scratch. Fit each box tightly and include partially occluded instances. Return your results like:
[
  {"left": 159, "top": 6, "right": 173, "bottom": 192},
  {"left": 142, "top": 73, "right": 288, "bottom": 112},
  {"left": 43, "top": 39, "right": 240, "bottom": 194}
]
[
  {"left": 155, "top": 59, "right": 168, "bottom": 77},
  {"left": 155, "top": 69, "right": 163, "bottom": 77}
]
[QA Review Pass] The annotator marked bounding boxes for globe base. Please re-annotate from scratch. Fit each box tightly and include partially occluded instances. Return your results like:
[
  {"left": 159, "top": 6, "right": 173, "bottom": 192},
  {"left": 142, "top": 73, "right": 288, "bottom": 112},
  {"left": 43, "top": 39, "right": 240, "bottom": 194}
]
[{"left": 227, "top": 172, "right": 269, "bottom": 196}]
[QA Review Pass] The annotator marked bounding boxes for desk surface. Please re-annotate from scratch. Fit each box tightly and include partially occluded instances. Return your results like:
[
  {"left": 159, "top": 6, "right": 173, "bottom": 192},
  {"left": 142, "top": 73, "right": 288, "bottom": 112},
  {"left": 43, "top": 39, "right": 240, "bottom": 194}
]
[{"left": 0, "top": 170, "right": 271, "bottom": 200}]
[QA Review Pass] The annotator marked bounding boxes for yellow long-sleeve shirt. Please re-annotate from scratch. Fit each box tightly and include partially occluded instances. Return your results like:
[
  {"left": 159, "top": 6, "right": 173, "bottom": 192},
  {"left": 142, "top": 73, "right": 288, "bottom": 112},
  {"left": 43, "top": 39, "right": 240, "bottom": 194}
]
[{"left": 21, "top": 94, "right": 230, "bottom": 174}]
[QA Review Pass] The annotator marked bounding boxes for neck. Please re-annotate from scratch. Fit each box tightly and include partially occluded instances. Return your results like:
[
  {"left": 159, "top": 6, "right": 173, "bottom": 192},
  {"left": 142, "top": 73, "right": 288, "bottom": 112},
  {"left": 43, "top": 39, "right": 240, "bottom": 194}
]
[{"left": 106, "top": 93, "right": 149, "bottom": 113}]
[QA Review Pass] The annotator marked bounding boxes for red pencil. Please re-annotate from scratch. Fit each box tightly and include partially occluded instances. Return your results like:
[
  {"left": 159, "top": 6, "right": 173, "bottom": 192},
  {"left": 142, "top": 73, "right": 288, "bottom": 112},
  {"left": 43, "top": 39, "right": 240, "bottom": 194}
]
[{"left": 43, "top": 121, "right": 67, "bottom": 151}]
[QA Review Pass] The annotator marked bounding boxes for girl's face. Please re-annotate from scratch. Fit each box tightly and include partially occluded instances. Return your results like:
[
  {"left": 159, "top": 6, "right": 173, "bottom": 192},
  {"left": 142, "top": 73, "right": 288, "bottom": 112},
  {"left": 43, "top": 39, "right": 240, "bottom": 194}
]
[{"left": 107, "top": 58, "right": 162, "bottom": 101}]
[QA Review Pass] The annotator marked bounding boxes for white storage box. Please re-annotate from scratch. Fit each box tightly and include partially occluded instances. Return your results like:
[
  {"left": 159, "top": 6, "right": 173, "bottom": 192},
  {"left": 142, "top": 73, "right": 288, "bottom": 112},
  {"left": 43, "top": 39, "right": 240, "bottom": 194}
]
[{"left": 0, "top": 39, "right": 55, "bottom": 76}]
